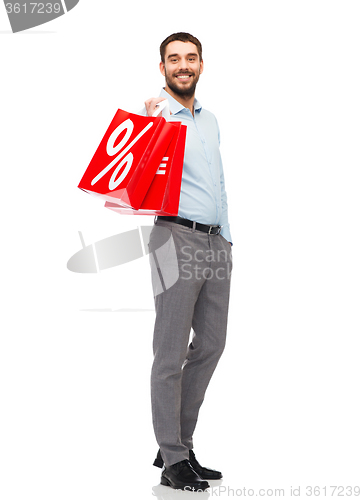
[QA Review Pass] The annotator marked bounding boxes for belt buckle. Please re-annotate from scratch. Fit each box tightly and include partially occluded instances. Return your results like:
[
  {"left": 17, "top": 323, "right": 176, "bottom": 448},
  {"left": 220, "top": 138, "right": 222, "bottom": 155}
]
[{"left": 209, "top": 225, "right": 222, "bottom": 235}]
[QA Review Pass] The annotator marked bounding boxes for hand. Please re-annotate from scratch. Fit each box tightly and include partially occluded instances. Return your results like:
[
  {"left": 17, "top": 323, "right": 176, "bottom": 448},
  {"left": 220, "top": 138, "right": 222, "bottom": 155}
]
[{"left": 144, "top": 97, "right": 167, "bottom": 117}]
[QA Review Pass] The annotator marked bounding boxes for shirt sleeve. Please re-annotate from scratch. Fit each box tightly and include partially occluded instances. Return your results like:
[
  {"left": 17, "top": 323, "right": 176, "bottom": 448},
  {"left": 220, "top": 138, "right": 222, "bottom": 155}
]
[{"left": 216, "top": 120, "right": 233, "bottom": 245}]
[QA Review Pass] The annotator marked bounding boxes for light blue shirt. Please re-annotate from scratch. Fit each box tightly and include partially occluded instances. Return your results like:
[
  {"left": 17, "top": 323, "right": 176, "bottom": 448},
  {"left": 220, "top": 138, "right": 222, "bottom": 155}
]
[{"left": 159, "top": 89, "right": 232, "bottom": 243}]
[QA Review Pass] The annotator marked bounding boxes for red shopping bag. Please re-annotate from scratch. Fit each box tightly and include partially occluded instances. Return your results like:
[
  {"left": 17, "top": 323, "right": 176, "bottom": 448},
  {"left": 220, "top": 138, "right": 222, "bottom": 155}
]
[
  {"left": 78, "top": 109, "right": 179, "bottom": 210},
  {"left": 104, "top": 120, "right": 186, "bottom": 216}
]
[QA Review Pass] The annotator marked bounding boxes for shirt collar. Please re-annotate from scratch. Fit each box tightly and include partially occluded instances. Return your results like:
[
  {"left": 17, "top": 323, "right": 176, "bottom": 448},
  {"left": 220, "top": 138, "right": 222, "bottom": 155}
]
[{"left": 160, "top": 88, "right": 202, "bottom": 115}]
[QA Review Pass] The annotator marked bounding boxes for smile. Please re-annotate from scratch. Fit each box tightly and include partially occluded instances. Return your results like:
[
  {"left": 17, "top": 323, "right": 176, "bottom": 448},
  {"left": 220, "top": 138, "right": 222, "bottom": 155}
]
[{"left": 176, "top": 74, "right": 192, "bottom": 80}]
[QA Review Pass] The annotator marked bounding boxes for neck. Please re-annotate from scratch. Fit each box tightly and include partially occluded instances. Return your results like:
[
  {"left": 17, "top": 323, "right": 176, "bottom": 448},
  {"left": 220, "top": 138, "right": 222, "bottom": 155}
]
[{"left": 164, "top": 85, "right": 195, "bottom": 116}]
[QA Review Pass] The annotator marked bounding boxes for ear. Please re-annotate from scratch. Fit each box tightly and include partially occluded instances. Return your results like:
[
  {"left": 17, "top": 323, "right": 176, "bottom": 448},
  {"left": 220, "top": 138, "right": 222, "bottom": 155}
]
[
  {"left": 199, "top": 59, "right": 204, "bottom": 75},
  {"left": 159, "top": 61, "right": 166, "bottom": 76}
]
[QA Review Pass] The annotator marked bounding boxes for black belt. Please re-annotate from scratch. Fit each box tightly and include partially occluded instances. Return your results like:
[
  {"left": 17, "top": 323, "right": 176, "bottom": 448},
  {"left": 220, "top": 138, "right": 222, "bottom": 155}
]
[{"left": 157, "top": 216, "right": 222, "bottom": 235}]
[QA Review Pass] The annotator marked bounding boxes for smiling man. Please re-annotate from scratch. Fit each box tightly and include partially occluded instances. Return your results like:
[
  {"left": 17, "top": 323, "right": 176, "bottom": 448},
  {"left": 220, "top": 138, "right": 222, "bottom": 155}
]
[
  {"left": 145, "top": 33, "right": 233, "bottom": 491},
  {"left": 160, "top": 40, "right": 202, "bottom": 102}
]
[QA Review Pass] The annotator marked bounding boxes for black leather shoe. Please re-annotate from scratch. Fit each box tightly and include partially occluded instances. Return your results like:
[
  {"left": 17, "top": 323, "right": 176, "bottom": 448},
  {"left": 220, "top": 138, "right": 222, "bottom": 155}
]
[
  {"left": 188, "top": 449, "right": 223, "bottom": 480},
  {"left": 153, "top": 448, "right": 223, "bottom": 480},
  {"left": 160, "top": 459, "right": 210, "bottom": 491}
]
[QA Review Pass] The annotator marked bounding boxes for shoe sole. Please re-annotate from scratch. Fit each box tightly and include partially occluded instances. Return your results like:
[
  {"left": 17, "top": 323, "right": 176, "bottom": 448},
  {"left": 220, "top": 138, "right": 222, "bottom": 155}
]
[{"left": 160, "top": 476, "right": 209, "bottom": 491}]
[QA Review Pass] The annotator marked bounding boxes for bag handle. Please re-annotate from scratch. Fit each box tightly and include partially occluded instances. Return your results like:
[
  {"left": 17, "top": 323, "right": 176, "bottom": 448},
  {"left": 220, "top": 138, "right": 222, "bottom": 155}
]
[{"left": 151, "top": 99, "right": 170, "bottom": 119}]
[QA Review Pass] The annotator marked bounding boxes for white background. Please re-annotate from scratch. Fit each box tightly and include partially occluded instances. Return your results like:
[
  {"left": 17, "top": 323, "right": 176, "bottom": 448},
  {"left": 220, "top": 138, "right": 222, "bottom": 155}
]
[{"left": 1, "top": 1, "right": 361, "bottom": 498}]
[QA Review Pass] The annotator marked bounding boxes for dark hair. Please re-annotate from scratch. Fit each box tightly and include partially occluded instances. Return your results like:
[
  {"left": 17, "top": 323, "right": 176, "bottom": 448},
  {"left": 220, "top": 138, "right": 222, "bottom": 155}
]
[{"left": 160, "top": 32, "right": 202, "bottom": 63}]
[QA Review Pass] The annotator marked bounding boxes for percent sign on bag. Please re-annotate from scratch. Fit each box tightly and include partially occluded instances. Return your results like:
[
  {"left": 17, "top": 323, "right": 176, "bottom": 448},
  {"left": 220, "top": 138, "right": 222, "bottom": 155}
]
[
  {"left": 78, "top": 109, "right": 180, "bottom": 210},
  {"left": 105, "top": 119, "right": 186, "bottom": 216}
]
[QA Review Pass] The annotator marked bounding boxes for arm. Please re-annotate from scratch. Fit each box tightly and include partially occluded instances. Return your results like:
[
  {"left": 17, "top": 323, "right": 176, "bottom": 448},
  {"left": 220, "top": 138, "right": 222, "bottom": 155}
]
[{"left": 216, "top": 119, "right": 233, "bottom": 245}]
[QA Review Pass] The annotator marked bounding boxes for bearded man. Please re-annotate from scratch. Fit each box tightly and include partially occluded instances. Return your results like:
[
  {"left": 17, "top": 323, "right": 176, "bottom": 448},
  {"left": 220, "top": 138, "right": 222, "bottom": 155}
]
[{"left": 145, "top": 32, "right": 233, "bottom": 491}]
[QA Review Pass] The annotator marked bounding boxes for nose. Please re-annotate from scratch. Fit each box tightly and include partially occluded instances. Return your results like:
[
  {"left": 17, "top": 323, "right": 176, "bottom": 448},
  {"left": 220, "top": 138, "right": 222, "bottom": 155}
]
[{"left": 177, "top": 60, "right": 191, "bottom": 73}]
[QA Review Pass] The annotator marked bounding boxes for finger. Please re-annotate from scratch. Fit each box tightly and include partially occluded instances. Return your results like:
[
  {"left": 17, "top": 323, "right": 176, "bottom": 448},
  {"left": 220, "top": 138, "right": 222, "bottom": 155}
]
[
  {"left": 151, "top": 98, "right": 168, "bottom": 117},
  {"left": 144, "top": 97, "right": 166, "bottom": 106},
  {"left": 144, "top": 97, "right": 167, "bottom": 116}
]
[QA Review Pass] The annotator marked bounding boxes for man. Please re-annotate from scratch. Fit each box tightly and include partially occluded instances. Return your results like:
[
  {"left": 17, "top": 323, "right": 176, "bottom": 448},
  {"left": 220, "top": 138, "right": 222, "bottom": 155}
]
[{"left": 145, "top": 32, "right": 232, "bottom": 491}]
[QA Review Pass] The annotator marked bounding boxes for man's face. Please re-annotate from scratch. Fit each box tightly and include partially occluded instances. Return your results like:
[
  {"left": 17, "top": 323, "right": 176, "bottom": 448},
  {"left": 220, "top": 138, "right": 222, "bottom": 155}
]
[{"left": 160, "top": 41, "right": 203, "bottom": 98}]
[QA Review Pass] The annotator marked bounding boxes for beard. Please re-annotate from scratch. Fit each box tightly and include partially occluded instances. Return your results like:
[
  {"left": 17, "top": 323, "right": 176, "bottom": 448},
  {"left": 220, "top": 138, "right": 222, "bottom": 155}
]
[{"left": 164, "top": 68, "right": 200, "bottom": 99}]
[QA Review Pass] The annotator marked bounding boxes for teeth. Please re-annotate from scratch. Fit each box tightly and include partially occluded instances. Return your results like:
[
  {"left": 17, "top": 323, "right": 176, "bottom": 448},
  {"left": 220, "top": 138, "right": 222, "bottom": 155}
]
[{"left": 177, "top": 75, "right": 190, "bottom": 79}]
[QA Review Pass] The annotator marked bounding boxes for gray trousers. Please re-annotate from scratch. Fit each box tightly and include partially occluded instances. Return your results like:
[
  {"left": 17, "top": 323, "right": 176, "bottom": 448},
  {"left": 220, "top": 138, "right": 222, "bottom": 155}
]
[{"left": 148, "top": 220, "right": 232, "bottom": 467}]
